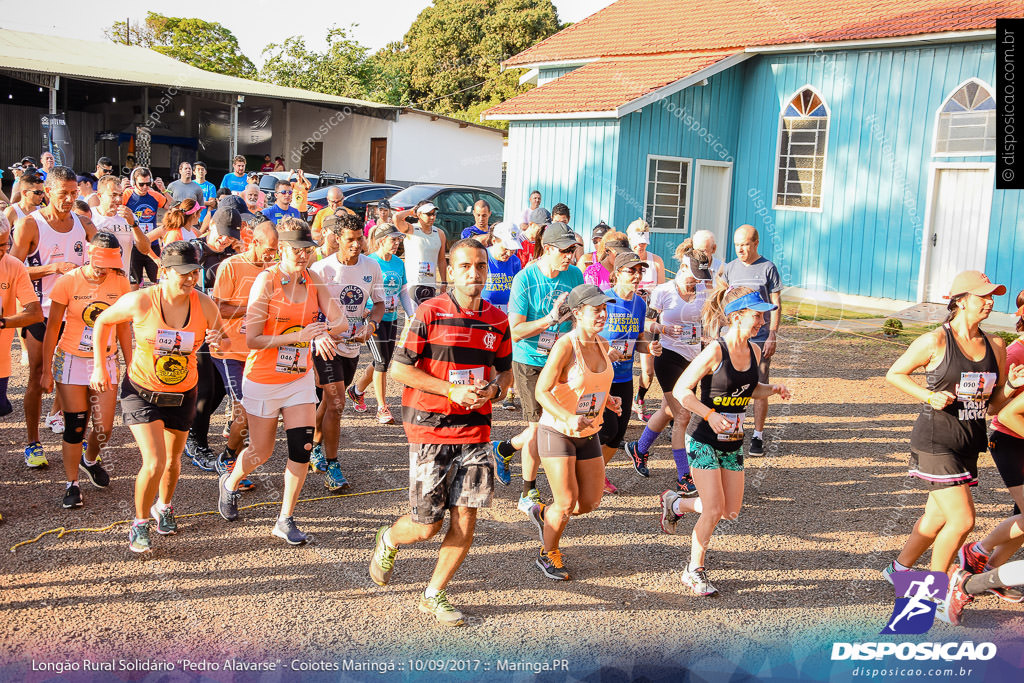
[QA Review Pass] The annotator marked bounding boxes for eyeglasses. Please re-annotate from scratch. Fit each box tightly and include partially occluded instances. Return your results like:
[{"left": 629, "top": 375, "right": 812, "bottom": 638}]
[
  {"left": 619, "top": 266, "right": 645, "bottom": 275},
  {"left": 99, "top": 167, "right": 112, "bottom": 174}
]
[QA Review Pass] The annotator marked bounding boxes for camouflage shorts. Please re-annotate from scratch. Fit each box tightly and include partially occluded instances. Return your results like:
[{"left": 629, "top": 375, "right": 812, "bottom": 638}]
[{"left": 409, "top": 442, "right": 494, "bottom": 524}]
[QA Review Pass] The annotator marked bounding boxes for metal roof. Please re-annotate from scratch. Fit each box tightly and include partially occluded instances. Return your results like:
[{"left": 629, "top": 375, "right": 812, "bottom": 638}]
[{"left": 0, "top": 28, "right": 397, "bottom": 113}]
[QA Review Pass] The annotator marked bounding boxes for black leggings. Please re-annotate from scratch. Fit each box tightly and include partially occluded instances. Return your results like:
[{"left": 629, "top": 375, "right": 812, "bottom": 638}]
[
  {"left": 189, "top": 346, "right": 226, "bottom": 447},
  {"left": 653, "top": 347, "right": 691, "bottom": 398},
  {"left": 599, "top": 380, "right": 633, "bottom": 449}
]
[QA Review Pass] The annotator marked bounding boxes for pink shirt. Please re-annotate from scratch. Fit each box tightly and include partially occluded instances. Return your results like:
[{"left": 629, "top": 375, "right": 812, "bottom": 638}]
[
  {"left": 992, "top": 338, "right": 1024, "bottom": 438},
  {"left": 584, "top": 262, "right": 611, "bottom": 289}
]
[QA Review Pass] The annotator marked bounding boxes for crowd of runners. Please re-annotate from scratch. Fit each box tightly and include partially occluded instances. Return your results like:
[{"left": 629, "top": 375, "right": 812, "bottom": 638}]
[{"left": 0, "top": 154, "right": 1021, "bottom": 629}]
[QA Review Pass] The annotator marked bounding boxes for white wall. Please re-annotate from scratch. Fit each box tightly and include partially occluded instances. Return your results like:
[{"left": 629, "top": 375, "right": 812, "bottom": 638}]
[
  {"left": 285, "top": 103, "right": 393, "bottom": 177},
  {"left": 389, "top": 113, "right": 503, "bottom": 189}
]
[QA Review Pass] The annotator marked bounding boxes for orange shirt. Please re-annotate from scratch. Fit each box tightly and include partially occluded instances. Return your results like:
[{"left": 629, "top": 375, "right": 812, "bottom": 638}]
[
  {"left": 243, "top": 266, "right": 319, "bottom": 384},
  {"left": 128, "top": 287, "right": 207, "bottom": 392},
  {"left": 210, "top": 252, "right": 268, "bottom": 361},
  {"left": 50, "top": 267, "right": 131, "bottom": 357},
  {"left": 0, "top": 254, "right": 38, "bottom": 378},
  {"left": 290, "top": 182, "right": 309, "bottom": 214}
]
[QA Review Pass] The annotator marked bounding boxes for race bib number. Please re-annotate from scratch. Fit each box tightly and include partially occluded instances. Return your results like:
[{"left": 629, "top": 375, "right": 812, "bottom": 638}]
[
  {"left": 155, "top": 329, "right": 195, "bottom": 355},
  {"left": 538, "top": 331, "right": 560, "bottom": 355},
  {"left": 448, "top": 367, "right": 485, "bottom": 386},
  {"left": 576, "top": 392, "right": 606, "bottom": 417},
  {"left": 78, "top": 325, "right": 95, "bottom": 353},
  {"left": 717, "top": 412, "right": 744, "bottom": 442},
  {"left": 610, "top": 338, "right": 636, "bottom": 358},
  {"left": 341, "top": 317, "right": 364, "bottom": 347},
  {"left": 418, "top": 261, "right": 434, "bottom": 277},
  {"left": 956, "top": 372, "right": 996, "bottom": 402},
  {"left": 384, "top": 295, "right": 397, "bottom": 313},
  {"left": 276, "top": 346, "right": 307, "bottom": 374},
  {"left": 681, "top": 322, "right": 701, "bottom": 345}
]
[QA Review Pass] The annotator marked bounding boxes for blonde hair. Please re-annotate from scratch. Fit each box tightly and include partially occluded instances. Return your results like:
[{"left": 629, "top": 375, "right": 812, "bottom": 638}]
[
  {"left": 626, "top": 218, "right": 650, "bottom": 235},
  {"left": 702, "top": 282, "right": 755, "bottom": 339},
  {"left": 674, "top": 237, "right": 709, "bottom": 266}
]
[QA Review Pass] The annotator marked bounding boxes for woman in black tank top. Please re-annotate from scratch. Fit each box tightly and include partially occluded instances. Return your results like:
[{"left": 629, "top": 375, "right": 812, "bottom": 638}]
[
  {"left": 885, "top": 271, "right": 1024, "bottom": 624},
  {"left": 661, "top": 285, "right": 790, "bottom": 597}
]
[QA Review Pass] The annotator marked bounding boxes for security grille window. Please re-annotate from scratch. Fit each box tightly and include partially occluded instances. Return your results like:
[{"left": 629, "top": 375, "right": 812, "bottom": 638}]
[
  {"left": 935, "top": 80, "right": 995, "bottom": 155},
  {"left": 775, "top": 88, "right": 828, "bottom": 209},
  {"left": 645, "top": 156, "right": 690, "bottom": 231}
]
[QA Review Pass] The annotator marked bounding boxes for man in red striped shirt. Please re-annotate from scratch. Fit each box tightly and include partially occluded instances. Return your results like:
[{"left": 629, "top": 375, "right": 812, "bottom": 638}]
[{"left": 369, "top": 238, "right": 513, "bottom": 626}]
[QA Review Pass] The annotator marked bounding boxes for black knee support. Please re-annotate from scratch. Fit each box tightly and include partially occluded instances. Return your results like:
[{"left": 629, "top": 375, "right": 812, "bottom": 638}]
[
  {"left": 62, "top": 411, "right": 89, "bottom": 445},
  {"left": 286, "top": 426, "right": 315, "bottom": 464}
]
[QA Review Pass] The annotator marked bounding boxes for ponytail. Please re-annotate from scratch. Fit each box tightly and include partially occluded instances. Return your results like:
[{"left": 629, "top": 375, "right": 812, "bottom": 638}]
[
  {"left": 944, "top": 294, "right": 965, "bottom": 324},
  {"left": 674, "top": 238, "right": 694, "bottom": 263},
  {"left": 702, "top": 283, "right": 755, "bottom": 339}
]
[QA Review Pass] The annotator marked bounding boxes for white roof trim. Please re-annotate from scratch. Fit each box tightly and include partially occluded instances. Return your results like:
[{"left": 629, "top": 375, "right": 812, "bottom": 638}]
[
  {"left": 745, "top": 29, "right": 995, "bottom": 54},
  {"left": 518, "top": 68, "right": 540, "bottom": 86},
  {"left": 502, "top": 57, "right": 600, "bottom": 72},
  {"left": 483, "top": 110, "right": 618, "bottom": 121},
  {"left": 615, "top": 52, "right": 753, "bottom": 117}
]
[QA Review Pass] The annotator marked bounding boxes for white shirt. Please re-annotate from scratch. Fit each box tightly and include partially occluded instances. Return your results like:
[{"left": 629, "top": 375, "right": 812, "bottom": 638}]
[{"left": 309, "top": 254, "right": 385, "bottom": 359}]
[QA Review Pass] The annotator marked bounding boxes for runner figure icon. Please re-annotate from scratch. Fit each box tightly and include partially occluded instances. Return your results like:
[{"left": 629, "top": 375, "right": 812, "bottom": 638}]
[{"left": 882, "top": 571, "right": 949, "bottom": 634}]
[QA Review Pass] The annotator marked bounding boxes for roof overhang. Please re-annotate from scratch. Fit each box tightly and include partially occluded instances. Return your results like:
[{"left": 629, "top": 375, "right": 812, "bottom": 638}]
[
  {"left": 616, "top": 51, "right": 753, "bottom": 117},
  {"left": 744, "top": 29, "right": 995, "bottom": 54},
  {"left": 501, "top": 57, "right": 601, "bottom": 72}
]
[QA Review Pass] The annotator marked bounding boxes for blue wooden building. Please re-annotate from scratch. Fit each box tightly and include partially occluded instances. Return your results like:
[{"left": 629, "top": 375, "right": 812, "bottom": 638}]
[{"left": 486, "top": 0, "right": 1023, "bottom": 314}]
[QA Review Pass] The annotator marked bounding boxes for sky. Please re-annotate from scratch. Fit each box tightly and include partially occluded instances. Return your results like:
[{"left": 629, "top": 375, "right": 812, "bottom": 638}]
[{"left": 1, "top": 0, "right": 616, "bottom": 68}]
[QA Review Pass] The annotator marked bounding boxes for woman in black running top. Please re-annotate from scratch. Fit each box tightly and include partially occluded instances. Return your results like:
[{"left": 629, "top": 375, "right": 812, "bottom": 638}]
[
  {"left": 884, "top": 271, "right": 1023, "bottom": 608},
  {"left": 661, "top": 284, "right": 790, "bottom": 597}
]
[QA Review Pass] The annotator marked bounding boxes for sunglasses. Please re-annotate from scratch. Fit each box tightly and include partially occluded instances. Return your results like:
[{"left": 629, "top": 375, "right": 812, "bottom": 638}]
[
  {"left": 277, "top": 190, "right": 293, "bottom": 195},
  {"left": 619, "top": 266, "right": 645, "bottom": 274},
  {"left": 286, "top": 245, "right": 315, "bottom": 255},
  {"left": 26, "top": 189, "right": 45, "bottom": 196},
  {"left": 558, "top": 245, "right": 577, "bottom": 254},
  {"left": 136, "top": 181, "right": 152, "bottom": 187}
]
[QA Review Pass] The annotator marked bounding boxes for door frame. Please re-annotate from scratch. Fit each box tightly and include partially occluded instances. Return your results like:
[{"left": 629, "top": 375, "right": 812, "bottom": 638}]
[
  {"left": 916, "top": 161, "right": 994, "bottom": 303},
  {"left": 369, "top": 137, "right": 387, "bottom": 184},
  {"left": 692, "top": 159, "right": 733, "bottom": 245}
]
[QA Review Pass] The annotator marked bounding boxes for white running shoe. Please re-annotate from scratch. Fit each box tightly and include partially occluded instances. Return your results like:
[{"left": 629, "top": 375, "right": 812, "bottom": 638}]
[{"left": 45, "top": 412, "right": 64, "bottom": 434}]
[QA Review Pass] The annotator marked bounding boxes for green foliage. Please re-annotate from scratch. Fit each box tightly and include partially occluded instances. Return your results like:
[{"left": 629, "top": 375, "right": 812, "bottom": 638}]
[
  {"left": 882, "top": 318, "right": 904, "bottom": 337},
  {"left": 260, "top": 26, "right": 372, "bottom": 99}
]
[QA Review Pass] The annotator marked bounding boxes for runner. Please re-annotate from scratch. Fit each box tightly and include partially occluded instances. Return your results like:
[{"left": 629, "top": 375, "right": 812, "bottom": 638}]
[
  {"left": 395, "top": 201, "right": 447, "bottom": 311},
  {"left": 3, "top": 172, "right": 45, "bottom": 229},
  {"left": 310, "top": 213, "right": 384, "bottom": 490},
  {"left": 217, "top": 220, "right": 347, "bottom": 544},
  {"left": 529, "top": 283, "right": 621, "bottom": 580},
  {"left": 493, "top": 222, "right": 584, "bottom": 511},
  {"left": 660, "top": 284, "right": 790, "bottom": 596},
  {"left": 147, "top": 199, "right": 201, "bottom": 246},
  {"left": 288, "top": 169, "right": 312, "bottom": 216},
  {"left": 369, "top": 238, "right": 512, "bottom": 624},
  {"left": 220, "top": 156, "right": 248, "bottom": 194},
  {"left": 519, "top": 190, "right": 542, "bottom": 228},
  {"left": 90, "top": 240, "right": 228, "bottom": 553},
  {"left": 0, "top": 225, "right": 43, "bottom": 419},
  {"left": 459, "top": 200, "right": 493, "bottom": 246},
  {"left": 40, "top": 233, "right": 132, "bottom": 508},
  {"left": 122, "top": 167, "right": 169, "bottom": 287},
  {"left": 312, "top": 187, "right": 355, "bottom": 242},
  {"left": 166, "top": 162, "right": 205, "bottom": 207},
  {"left": 883, "top": 270, "right": 1022, "bottom": 624},
  {"left": 90, "top": 175, "right": 151, "bottom": 262},
  {"left": 583, "top": 229, "right": 629, "bottom": 289},
  {"left": 577, "top": 221, "right": 611, "bottom": 272},
  {"left": 12, "top": 166, "right": 96, "bottom": 468},
  {"left": 597, "top": 252, "right": 661, "bottom": 494},
  {"left": 627, "top": 219, "right": 666, "bottom": 422},
  {"left": 363, "top": 199, "right": 392, "bottom": 238},
  {"left": 480, "top": 222, "right": 523, "bottom": 314},
  {"left": 350, "top": 222, "right": 408, "bottom": 424},
  {"left": 263, "top": 180, "right": 302, "bottom": 226}
]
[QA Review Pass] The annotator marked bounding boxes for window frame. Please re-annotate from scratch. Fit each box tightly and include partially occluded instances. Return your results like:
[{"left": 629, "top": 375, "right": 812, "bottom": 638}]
[
  {"left": 643, "top": 154, "right": 693, "bottom": 234},
  {"left": 932, "top": 78, "right": 996, "bottom": 158},
  {"left": 772, "top": 84, "right": 830, "bottom": 214}
]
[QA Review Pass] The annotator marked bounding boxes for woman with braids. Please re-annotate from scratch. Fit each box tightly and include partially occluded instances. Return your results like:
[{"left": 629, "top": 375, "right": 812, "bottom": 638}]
[
  {"left": 883, "top": 272, "right": 1024, "bottom": 625},
  {"left": 659, "top": 283, "right": 790, "bottom": 596}
]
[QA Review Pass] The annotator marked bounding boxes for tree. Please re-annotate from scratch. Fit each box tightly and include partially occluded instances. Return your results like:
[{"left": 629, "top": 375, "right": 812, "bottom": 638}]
[
  {"left": 104, "top": 12, "right": 256, "bottom": 79},
  {"left": 260, "top": 26, "right": 374, "bottom": 100}
]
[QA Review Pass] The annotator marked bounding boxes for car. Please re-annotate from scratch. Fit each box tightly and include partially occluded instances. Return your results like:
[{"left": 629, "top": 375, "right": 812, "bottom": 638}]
[
  {"left": 256, "top": 172, "right": 368, "bottom": 204},
  {"left": 304, "top": 182, "right": 403, "bottom": 222},
  {"left": 380, "top": 184, "right": 505, "bottom": 246}
]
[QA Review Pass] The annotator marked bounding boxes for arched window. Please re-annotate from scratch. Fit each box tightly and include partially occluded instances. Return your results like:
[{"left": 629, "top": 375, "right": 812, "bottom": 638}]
[
  {"left": 934, "top": 79, "right": 995, "bottom": 155},
  {"left": 774, "top": 87, "right": 829, "bottom": 210}
]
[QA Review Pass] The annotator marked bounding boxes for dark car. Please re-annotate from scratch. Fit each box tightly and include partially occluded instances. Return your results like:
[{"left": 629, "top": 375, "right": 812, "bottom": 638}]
[
  {"left": 257, "top": 172, "right": 368, "bottom": 204},
  {"left": 382, "top": 185, "right": 505, "bottom": 245},
  {"left": 304, "top": 182, "right": 403, "bottom": 222}
]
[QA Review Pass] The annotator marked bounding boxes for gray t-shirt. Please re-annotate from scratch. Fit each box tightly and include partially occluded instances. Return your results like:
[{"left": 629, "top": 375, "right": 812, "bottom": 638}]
[
  {"left": 166, "top": 180, "right": 205, "bottom": 205},
  {"left": 720, "top": 256, "right": 782, "bottom": 343}
]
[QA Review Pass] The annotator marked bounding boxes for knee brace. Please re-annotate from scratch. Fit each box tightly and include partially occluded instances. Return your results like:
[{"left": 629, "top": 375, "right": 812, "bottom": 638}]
[
  {"left": 286, "top": 426, "right": 315, "bottom": 464},
  {"left": 62, "top": 411, "right": 89, "bottom": 445}
]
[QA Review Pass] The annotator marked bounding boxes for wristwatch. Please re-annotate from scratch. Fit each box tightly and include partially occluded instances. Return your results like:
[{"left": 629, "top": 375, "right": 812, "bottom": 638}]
[{"left": 0, "top": 317, "right": 7, "bottom": 329}]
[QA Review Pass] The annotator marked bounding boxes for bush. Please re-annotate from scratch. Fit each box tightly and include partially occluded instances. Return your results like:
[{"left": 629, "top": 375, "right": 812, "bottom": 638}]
[{"left": 882, "top": 318, "right": 903, "bottom": 338}]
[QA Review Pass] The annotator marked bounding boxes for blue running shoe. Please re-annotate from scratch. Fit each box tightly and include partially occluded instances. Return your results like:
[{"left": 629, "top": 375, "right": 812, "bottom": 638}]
[
  {"left": 24, "top": 442, "right": 47, "bottom": 468},
  {"left": 492, "top": 440, "right": 512, "bottom": 486},
  {"left": 325, "top": 461, "right": 350, "bottom": 492},
  {"left": 309, "top": 443, "right": 327, "bottom": 472}
]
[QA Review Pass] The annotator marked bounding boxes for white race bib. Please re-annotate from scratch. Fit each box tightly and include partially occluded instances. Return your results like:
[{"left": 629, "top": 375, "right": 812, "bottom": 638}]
[
  {"left": 717, "top": 412, "right": 744, "bottom": 442},
  {"left": 155, "top": 329, "right": 195, "bottom": 355},
  {"left": 681, "top": 322, "right": 701, "bottom": 345},
  {"left": 576, "top": 392, "right": 606, "bottom": 417},
  {"left": 78, "top": 326, "right": 95, "bottom": 353},
  {"left": 957, "top": 371, "right": 996, "bottom": 402},
  {"left": 538, "top": 331, "right": 560, "bottom": 355},
  {"left": 275, "top": 345, "right": 306, "bottom": 374},
  {"left": 448, "top": 367, "right": 485, "bottom": 386},
  {"left": 610, "top": 338, "right": 636, "bottom": 358},
  {"left": 418, "top": 261, "right": 434, "bottom": 277},
  {"left": 385, "top": 295, "right": 397, "bottom": 313},
  {"left": 341, "top": 317, "right": 364, "bottom": 347}
]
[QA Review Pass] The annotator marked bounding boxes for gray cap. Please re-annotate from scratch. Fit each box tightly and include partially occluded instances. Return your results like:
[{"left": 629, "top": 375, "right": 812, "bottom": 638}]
[
  {"left": 614, "top": 251, "right": 648, "bottom": 271},
  {"left": 529, "top": 207, "right": 551, "bottom": 226},
  {"left": 567, "top": 284, "right": 615, "bottom": 309},
  {"left": 541, "top": 221, "right": 577, "bottom": 249},
  {"left": 212, "top": 208, "right": 242, "bottom": 239}
]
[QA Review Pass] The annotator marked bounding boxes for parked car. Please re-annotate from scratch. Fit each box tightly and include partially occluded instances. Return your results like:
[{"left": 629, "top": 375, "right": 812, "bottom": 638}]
[
  {"left": 380, "top": 184, "right": 505, "bottom": 246},
  {"left": 257, "top": 172, "right": 368, "bottom": 204},
  {"left": 304, "top": 182, "right": 403, "bottom": 222}
]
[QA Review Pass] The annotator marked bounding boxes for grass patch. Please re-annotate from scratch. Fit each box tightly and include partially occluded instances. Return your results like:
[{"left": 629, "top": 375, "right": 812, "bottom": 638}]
[{"left": 781, "top": 302, "right": 879, "bottom": 321}]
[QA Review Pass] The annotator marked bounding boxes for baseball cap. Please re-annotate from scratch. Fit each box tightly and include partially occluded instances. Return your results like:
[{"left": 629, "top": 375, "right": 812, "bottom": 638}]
[
  {"left": 567, "top": 284, "right": 615, "bottom": 310},
  {"left": 688, "top": 251, "right": 713, "bottom": 281},
  {"left": 949, "top": 270, "right": 1006, "bottom": 298},
  {"left": 529, "top": 207, "right": 552, "bottom": 226},
  {"left": 219, "top": 195, "right": 247, "bottom": 214},
  {"left": 724, "top": 291, "right": 778, "bottom": 315},
  {"left": 20, "top": 156, "right": 37, "bottom": 166},
  {"left": 592, "top": 221, "right": 612, "bottom": 243},
  {"left": 541, "top": 222, "right": 577, "bottom": 249},
  {"left": 322, "top": 213, "right": 345, "bottom": 234},
  {"left": 372, "top": 223, "right": 404, "bottom": 241},
  {"left": 492, "top": 221, "right": 523, "bottom": 250},
  {"left": 161, "top": 247, "right": 202, "bottom": 273},
  {"left": 614, "top": 251, "right": 648, "bottom": 271},
  {"left": 279, "top": 224, "right": 318, "bottom": 248},
  {"left": 378, "top": 199, "right": 391, "bottom": 210},
  {"left": 212, "top": 207, "right": 242, "bottom": 239}
]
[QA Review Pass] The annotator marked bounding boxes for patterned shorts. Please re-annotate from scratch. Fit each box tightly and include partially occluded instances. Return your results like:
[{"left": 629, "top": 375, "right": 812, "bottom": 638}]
[
  {"left": 685, "top": 435, "right": 745, "bottom": 472},
  {"left": 409, "top": 442, "right": 494, "bottom": 524}
]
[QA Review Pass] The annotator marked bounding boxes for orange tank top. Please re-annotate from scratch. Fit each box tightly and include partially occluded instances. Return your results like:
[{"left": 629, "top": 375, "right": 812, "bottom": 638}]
[
  {"left": 243, "top": 266, "right": 319, "bottom": 384},
  {"left": 128, "top": 286, "right": 207, "bottom": 392},
  {"left": 539, "top": 331, "right": 614, "bottom": 438}
]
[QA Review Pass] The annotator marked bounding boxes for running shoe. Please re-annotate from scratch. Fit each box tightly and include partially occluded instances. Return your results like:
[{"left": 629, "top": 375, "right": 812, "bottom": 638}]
[
  {"left": 881, "top": 561, "right": 909, "bottom": 585},
  {"left": 309, "top": 443, "right": 327, "bottom": 473},
  {"left": 603, "top": 476, "right": 618, "bottom": 495},
  {"left": 501, "top": 394, "right": 519, "bottom": 411},
  {"left": 186, "top": 438, "right": 216, "bottom": 471},
  {"left": 45, "top": 412, "right": 64, "bottom": 434},
  {"left": 347, "top": 385, "right": 368, "bottom": 413},
  {"left": 369, "top": 526, "right": 398, "bottom": 586},
  {"left": 632, "top": 399, "right": 650, "bottom": 422},
  {"left": 79, "top": 456, "right": 110, "bottom": 488},
  {"left": 624, "top": 441, "right": 650, "bottom": 478},
  {"left": 681, "top": 566, "right": 718, "bottom": 596},
  {"left": 150, "top": 503, "right": 178, "bottom": 535},
  {"left": 492, "top": 440, "right": 512, "bottom": 486},
  {"left": 659, "top": 489, "right": 683, "bottom": 534},
  {"left": 62, "top": 484, "right": 83, "bottom": 509},
  {"left": 957, "top": 541, "right": 989, "bottom": 575},
  {"left": 216, "top": 451, "right": 255, "bottom": 491},
  {"left": 24, "top": 442, "right": 47, "bottom": 469},
  {"left": 536, "top": 548, "right": 570, "bottom": 580},
  {"left": 517, "top": 488, "right": 542, "bottom": 514},
  {"left": 936, "top": 567, "right": 973, "bottom": 626},
  {"left": 217, "top": 472, "right": 240, "bottom": 522},
  {"left": 749, "top": 436, "right": 764, "bottom": 456},
  {"left": 418, "top": 589, "right": 465, "bottom": 626},
  {"left": 676, "top": 473, "right": 698, "bottom": 498},
  {"left": 529, "top": 503, "right": 546, "bottom": 546},
  {"left": 128, "top": 520, "right": 152, "bottom": 554},
  {"left": 377, "top": 406, "right": 396, "bottom": 425},
  {"left": 987, "top": 585, "right": 1024, "bottom": 603},
  {"left": 272, "top": 516, "right": 308, "bottom": 545},
  {"left": 324, "top": 461, "right": 350, "bottom": 491}
]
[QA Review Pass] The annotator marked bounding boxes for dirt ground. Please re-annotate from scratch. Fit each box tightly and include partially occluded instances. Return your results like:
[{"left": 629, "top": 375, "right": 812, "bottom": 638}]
[{"left": 1, "top": 324, "right": 1022, "bottom": 680}]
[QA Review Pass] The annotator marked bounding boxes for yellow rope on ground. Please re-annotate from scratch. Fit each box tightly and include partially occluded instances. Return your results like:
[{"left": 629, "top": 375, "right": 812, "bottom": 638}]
[{"left": 9, "top": 486, "right": 409, "bottom": 553}]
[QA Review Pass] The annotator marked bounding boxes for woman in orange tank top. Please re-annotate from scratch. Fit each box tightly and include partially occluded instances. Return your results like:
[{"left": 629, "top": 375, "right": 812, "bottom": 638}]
[
  {"left": 147, "top": 198, "right": 200, "bottom": 247},
  {"left": 90, "top": 240, "right": 228, "bottom": 554},
  {"left": 530, "top": 284, "right": 622, "bottom": 581},
  {"left": 40, "top": 232, "right": 132, "bottom": 509},
  {"left": 217, "top": 219, "right": 347, "bottom": 545}
]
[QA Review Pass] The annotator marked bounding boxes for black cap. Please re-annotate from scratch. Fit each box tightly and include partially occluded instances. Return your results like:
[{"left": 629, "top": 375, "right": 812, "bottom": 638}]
[
  {"left": 279, "top": 225, "right": 318, "bottom": 248},
  {"left": 688, "top": 251, "right": 713, "bottom": 281},
  {"left": 541, "top": 221, "right": 577, "bottom": 249},
  {"left": 20, "top": 156, "right": 37, "bottom": 166},
  {"left": 219, "top": 195, "right": 247, "bottom": 214},
  {"left": 605, "top": 239, "right": 631, "bottom": 253},
  {"left": 614, "top": 251, "right": 648, "bottom": 271},
  {"left": 378, "top": 199, "right": 391, "bottom": 210},
  {"left": 567, "top": 284, "right": 615, "bottom": 310},
  {"left": 161, "top": 247, "right": 202, "bottom": 273},
  {"left": 212, "top": 207, "right": 242, "bottom": 239},
  {"left": 592, "top": 221, "right": 611, "bottom": 242},
  {"left": 529, "top": 207, "right": 551, "bottom": 226}
]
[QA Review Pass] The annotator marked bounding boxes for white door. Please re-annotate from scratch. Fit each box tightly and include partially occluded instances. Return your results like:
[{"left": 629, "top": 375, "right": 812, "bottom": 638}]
[
  {"left": 921, "top": 165, "right": 994, "bottom": 302},
  {"left": 692, "top": 161, "right": 732, "bottom": 247}
]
